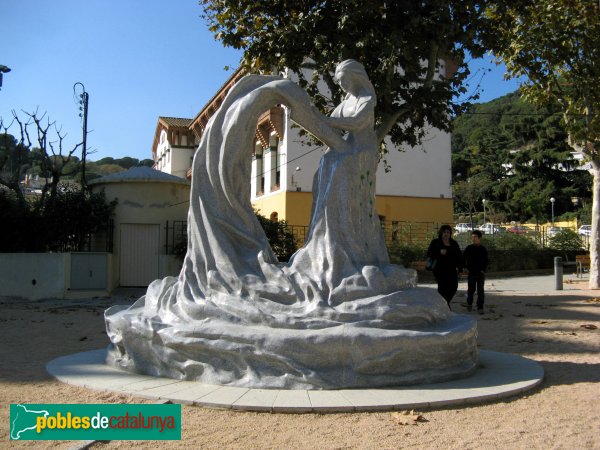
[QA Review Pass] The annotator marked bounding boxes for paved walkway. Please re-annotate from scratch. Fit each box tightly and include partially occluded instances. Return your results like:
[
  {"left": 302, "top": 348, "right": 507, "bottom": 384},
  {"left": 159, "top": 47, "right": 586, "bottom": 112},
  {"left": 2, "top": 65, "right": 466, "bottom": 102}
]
[
  {"left": 47, "top": 349, "right": 542, "bottom": 413},
  {"left": 423, "top": 273, "right": 594, "bottom": 295}
]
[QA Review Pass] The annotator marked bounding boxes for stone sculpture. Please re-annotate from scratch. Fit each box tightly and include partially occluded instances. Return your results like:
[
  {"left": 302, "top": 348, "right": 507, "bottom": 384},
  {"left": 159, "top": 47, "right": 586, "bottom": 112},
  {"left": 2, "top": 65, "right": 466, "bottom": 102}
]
[{"left": 105, "top": 60, "right": 478, "bottom": 389}]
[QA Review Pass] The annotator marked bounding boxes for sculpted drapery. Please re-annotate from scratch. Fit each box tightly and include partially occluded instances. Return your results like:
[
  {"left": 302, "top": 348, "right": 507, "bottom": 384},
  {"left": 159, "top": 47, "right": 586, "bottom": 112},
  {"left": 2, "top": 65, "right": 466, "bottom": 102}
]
[{"left": 105, "top": 61, "right": 478, "bottom": 389}]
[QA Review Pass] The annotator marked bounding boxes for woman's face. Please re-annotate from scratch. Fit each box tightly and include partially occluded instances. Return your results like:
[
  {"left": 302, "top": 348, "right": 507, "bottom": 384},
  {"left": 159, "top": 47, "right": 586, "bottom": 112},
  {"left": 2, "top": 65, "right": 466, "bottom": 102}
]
[
  {"left": 442, "top": 229, "right": 451, "bottom": 239},
  {"left": 334, "top": 69, "right": 355, "bottom": 94}
]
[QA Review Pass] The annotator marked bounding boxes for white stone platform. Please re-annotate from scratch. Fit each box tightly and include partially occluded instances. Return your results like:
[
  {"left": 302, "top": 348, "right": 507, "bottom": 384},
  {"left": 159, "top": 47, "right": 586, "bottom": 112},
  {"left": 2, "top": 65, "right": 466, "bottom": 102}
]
[{"left": 47, "top": 349, "right": 543, "bottom": 413}]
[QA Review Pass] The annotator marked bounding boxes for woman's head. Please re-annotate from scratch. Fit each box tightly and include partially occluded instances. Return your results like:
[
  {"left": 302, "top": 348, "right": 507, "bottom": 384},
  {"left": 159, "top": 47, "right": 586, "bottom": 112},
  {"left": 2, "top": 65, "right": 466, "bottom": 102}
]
[
  {"left": 438, "top": 224, "right": 453, "bottom": 239},
  {"left": 334, "top": 59, "right": 375, "bottom": 98}
]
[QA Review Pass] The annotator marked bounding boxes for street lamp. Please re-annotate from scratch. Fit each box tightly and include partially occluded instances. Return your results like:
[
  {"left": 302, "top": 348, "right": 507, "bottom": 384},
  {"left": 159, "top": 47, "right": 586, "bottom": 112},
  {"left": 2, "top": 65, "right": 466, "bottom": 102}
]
[
  {"left": 0, "top": 65, "right": 11, "bottom": 91},
  {"left": 73, "top": 82, "right": 89, "bottom": 189},
  {"left": 482, "top": 198, "right": 487, "bottom": 225},
  {"left": 550, "top": 197, "right": 556, "bottom": 226}
]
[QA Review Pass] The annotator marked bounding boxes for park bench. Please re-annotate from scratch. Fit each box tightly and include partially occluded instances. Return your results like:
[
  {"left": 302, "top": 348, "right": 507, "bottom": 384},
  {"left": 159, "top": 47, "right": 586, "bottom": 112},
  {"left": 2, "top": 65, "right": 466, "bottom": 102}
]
[{"left": 576, "top": 254, "right": 591, "bottom": 278}]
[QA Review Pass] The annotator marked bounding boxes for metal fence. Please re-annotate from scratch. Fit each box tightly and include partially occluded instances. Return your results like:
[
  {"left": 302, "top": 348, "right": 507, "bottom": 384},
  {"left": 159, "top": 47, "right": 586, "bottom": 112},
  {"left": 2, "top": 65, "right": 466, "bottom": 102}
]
[
  {"left": 162, "top": 219, "right": 590, "bottom": 255},
  {"left": 165, "top": 220, "right": 187, "bottom": 254},
  {"left": 57, "top": 219, "right": 114, "bottom": 253}
]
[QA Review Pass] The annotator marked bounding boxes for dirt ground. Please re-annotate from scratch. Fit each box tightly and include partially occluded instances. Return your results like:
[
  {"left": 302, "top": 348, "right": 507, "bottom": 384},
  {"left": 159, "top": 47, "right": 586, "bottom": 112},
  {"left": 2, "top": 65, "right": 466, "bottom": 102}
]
[{"left": 1, "top": 279, "right": 599, "bottom": 449}]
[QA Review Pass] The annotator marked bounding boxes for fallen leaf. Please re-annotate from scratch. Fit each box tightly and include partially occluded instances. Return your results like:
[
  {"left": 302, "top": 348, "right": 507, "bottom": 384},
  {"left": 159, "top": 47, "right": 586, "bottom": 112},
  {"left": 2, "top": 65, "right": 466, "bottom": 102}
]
[
  {"left": 530, "top": 320, "right": 548, "bottom": 324},
  {"left": 554, "top": 331, "right": 577, "bottom": 336},
  {"left": 513, "top": 314, "right": 525, "bottom": 317},
  {"left": 391, "top": 410, "right": 428, "bottom": 425},
  {"left": 580, "top": 324, "right": 598, "bottom": 330},
  {"left": 584, "top": 298, "right": 600, "bottom": 303}
]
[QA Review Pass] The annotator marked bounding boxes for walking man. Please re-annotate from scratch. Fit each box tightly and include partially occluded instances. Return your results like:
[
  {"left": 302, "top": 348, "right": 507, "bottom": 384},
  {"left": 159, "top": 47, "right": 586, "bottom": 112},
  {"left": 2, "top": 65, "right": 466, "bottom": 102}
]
[{"left": 463, "top": 230, "right": 488, "bottom": 314}]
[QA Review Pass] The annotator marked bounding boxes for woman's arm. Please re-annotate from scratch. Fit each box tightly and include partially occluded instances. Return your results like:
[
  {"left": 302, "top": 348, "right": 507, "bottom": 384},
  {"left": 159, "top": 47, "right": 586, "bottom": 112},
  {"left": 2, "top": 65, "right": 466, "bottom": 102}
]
[{"left": 327, "top": 95, "right": 374, "bottom": 132}]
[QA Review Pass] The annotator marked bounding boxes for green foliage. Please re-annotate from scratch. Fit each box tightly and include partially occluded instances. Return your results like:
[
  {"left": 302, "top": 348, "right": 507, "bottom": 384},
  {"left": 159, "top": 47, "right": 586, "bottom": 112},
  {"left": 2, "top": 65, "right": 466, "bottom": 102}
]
[
  {"left": 452, "top": 92, "right": 592, "bottom": 222},
  {"left": 0, "top": 133, "right": 31, "bottom": 204},
  {"left": 482, "top": 1, "right": 600, "bottom": 285},
  {"left": 387, "top": 242, "right": 427, "bottom": 267},
  {"left": 484, "top": 1, "right": 600, "bottom": 155},
  {"left": 140, "top": 159, "right": 154, "bottom": 167},
  {"left": 548, "top": 229, "right": 583, "bottom": 253},
  {"left": 40, "top": 188, "right": 117, "bottom": 252},
  {"left": 201, "top": 0, "right": 489, "bottom": 147},
  {"left": 482, "top": 233, "right": 540, "bottom": 251},
  {"left": 118, "top": 157, "right": 140, "bottom": 169},
  {"left": 0, "top": 187, "right": 116, "bottom": 252},
  {"left": 172, "top": 213, "right": 298, "bottom": 262},
  {"left": 255, "top": 213, "right": 297, "bottom": 262},
  {"left": 0, "top": 190, "right": 44, "bottom": 251}
]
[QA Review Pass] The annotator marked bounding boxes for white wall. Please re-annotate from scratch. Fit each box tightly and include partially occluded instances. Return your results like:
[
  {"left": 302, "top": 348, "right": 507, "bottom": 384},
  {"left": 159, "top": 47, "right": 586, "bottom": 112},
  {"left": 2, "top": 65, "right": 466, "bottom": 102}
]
[
  {"left": 169, "top": 146, "right": 195, "bottom": 179},
  {"left": 91, "top": 181, "right": 190, "bottom": 288},
  {"left": 282, "top": 66, "right": 452, "bottom": 199},
  {"left": 154, "top": 130, "right": 195, "bottom": 179},
  {"left": 377, "top": 130, "right": 452, "bottom": 198},
  {"left": 0, "top": 253, "right": 68, "bottom": 299}
]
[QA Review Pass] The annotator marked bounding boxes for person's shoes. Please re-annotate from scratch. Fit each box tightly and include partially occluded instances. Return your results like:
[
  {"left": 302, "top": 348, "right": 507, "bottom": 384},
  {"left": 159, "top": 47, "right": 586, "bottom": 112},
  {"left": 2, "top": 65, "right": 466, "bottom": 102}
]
[
  {"left": 477, "top": 308, "right": 484, "bottom": 315},
  {"left": 467, "top": 304, "right": 472, "bottom": 312}
]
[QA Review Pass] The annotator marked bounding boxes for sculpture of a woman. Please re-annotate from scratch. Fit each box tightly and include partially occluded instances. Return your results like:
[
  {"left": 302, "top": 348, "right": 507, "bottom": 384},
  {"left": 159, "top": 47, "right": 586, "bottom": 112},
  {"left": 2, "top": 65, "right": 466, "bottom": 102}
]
[
  {"left": 105, "top": 62, "right": 477, "bottom": 389},
  {"left": 289, "top": 60, "right": 413, "bottom": 305}
]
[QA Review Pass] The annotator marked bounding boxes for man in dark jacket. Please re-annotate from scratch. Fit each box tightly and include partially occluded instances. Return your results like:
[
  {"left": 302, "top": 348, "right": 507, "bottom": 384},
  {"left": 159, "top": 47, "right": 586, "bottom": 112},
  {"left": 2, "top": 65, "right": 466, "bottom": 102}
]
[{"left": 463, "top": 230, "right": 488, "bottom": 314}]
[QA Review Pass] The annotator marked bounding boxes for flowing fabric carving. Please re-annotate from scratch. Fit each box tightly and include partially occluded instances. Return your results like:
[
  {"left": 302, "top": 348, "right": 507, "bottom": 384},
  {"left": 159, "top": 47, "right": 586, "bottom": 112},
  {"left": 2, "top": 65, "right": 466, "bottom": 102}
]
[{"left": 105, "top": 61, "right": 478, "bottom": 389}]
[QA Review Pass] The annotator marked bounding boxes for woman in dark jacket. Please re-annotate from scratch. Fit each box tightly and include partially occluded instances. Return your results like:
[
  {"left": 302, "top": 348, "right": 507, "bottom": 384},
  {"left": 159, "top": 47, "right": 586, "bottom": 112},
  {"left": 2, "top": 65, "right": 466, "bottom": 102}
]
[{"left": 427, "top": 224, "right": 463, "bottom": 308}]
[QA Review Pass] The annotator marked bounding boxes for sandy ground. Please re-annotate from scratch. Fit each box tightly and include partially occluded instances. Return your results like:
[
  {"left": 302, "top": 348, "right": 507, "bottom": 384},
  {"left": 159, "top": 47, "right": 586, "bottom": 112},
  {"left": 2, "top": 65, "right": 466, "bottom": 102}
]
[{"left": 1, "top": 277, "right": 599, "bottom": 449}]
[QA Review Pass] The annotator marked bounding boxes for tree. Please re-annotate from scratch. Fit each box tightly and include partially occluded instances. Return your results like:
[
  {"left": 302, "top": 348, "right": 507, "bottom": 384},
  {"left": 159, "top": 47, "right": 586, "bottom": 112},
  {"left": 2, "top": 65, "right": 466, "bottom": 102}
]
[
  {"left": 483, "top": 1, "right": 600, "bottom": 287},
  {"left": 0, "top": 131, "right": 30, "bottom": 205},
  {"left": 1, "top": 109, "right": 83, "bottom": 207},
  {"left": 452, "top": 92, "right": 592, "bottom": 223},
  {"left": 201, "top": 0, "right": 488, "bottom": 149}
]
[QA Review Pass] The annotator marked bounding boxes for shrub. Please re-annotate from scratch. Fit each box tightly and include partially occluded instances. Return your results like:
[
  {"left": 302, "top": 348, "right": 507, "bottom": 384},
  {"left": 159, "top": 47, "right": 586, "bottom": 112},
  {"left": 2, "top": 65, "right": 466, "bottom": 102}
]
[
  {"left": 255, "top": 214, "right": 297, "bottom": 262},
  {"left": 0, "top": 187, "right": 116, "bottom": 252},
  {"left": 548, "top": 229, "right": 583, "bottom": 253},
  {"left": 387, "top": 242, "right": 428, "bottom": 267}
]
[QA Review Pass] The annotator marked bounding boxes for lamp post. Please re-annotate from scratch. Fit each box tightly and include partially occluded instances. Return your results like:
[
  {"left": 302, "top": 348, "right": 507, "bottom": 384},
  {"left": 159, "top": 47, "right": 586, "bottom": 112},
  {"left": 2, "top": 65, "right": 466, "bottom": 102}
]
[
  {"left": 482, "top": 198, "right": 487, "bottom": 225},
  {"left": 73, "top": 82, "right": 89, "bottom": 189},
  {"left": 0, "top": 65, "right": 11, "bottom": 91},
  {"left": 550, "top": 197, "right": 556, "bottom": 226}
]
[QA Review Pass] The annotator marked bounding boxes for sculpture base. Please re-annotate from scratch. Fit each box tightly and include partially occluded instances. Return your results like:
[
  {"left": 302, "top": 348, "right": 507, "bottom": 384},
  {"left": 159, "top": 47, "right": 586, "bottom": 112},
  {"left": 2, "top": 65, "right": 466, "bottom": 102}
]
[{"left": 105, "top": 286, "right": 478, "bottom": 390}]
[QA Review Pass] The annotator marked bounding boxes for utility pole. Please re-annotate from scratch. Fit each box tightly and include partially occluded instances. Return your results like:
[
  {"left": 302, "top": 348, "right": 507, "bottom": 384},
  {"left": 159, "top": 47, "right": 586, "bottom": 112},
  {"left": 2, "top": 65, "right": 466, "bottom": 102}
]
[{"left": 73, "top": 82, "right": 89, "bottom": 189}]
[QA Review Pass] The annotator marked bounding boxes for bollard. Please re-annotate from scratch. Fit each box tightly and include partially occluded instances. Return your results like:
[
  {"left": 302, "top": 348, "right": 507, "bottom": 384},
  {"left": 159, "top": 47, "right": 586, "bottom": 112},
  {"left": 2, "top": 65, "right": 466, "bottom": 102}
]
[{"left": 554, "top": 256, "right": 563, "bottom": 290}]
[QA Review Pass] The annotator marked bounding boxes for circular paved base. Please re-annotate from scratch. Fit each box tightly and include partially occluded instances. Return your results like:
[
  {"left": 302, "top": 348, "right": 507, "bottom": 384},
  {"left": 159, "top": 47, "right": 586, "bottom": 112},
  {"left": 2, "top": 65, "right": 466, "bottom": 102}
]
[{"left": 47, "top": 349, "right": 543, "bottom": 413}]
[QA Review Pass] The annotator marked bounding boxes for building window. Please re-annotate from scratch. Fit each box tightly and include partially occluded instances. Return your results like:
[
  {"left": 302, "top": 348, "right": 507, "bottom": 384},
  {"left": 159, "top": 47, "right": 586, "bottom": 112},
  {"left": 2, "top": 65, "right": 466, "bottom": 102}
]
[
  {"left": 254, "top": 142, "right": 264, "bottom": 196},
  {"left": 269, "top": 134, "right": 280, "bottom": 190}
]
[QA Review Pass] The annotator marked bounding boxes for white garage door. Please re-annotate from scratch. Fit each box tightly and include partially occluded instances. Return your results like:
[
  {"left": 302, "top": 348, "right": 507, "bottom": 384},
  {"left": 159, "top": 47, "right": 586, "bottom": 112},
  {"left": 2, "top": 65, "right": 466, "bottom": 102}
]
[{"left": 120, "top": 223, "right": 160, "bottom": 287}]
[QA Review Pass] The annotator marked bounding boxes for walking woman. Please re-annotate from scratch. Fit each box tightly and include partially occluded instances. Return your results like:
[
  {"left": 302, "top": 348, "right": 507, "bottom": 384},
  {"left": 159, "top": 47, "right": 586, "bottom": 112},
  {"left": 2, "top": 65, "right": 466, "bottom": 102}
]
[{"left": 427, "top": 225, "right": 463, "bottom": 308}]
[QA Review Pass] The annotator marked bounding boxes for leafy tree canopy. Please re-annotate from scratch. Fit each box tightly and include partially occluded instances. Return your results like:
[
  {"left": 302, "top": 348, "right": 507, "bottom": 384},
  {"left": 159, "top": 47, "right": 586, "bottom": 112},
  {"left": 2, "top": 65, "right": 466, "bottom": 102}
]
[
  {"left": 452, "top": 92, "right": 591, "bottom": 222},
  {"left": 201, "top": 0, "right": 488, "bottom": 147},
  {"left": 483, "top": 1, "right": 600, "bottom": 158},
  {"left": 482, "top": 0, "right": 600, "bottom": 287}
]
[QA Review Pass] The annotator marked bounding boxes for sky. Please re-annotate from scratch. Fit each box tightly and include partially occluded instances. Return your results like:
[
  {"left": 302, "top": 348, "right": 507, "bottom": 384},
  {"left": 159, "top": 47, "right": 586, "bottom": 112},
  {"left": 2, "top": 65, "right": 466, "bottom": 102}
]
[{"left": 1, "top": 0, "right": 522, "bottom": 162}]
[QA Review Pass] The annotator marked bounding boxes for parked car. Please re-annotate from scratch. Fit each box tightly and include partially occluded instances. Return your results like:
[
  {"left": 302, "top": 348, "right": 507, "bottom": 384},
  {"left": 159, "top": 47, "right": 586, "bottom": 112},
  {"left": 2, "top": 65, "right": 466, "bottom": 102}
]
[
  {"left": 547, "top": 226, "right": 567, "bottom": 237},
  {"left": 508, "top": 225, "right": 530, "bottom": 235},
  {"left": 454, "top": 223, "right": 473, "bottom": 234},
  {"left": 578, "top": 224, "right": 592, "bottom": 236},
  {"left": 478, "top": 223, "right": 505, "bottom": 235}
]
